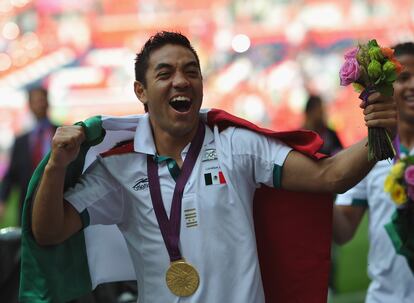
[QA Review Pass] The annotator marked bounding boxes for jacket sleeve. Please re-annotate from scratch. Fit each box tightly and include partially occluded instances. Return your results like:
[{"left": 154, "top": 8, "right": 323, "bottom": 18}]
[{"left": 0, "top": 138, "right": 20, "bottom": 202}]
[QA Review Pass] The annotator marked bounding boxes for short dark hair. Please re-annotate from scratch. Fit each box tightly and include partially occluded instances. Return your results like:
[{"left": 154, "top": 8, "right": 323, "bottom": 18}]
[
  {"left": 305, "top": 95, "right": 322, "bottom": 114},
  {"left": 393, "top": 42, "right": 414, "bottom": 57},
  {"left": 134, "top": 31, "right": 201, "bottom": 87}
]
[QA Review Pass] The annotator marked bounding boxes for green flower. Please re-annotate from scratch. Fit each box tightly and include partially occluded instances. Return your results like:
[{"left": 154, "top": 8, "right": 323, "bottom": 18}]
[
  {"left": 383, "top": 60, "right": 397, "bottom": 82},
  {"left": 367, "top": 59, "right": 382, "bottom": 81},
  {"left": 357, "top": 45, "right": 370, "bottom": 67},
  {"left": 368, "top": 47, "right": 384, "bottom": 62},
  {"left": 367, "top": 39, "right": 379, "bottom": 48},
  {"left": 383, "top": 60, "right": 395, "bottom": 73}
]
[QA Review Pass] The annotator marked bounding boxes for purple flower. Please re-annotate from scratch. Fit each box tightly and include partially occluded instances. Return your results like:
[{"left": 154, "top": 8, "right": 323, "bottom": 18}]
[
  {"left": 404, "top": 165, "right": 414, "bottom": 186},
  {"left": 344, "top": 47, "right": 359, "bottom": 60},
  {"left": 339, "top": 57, "right": 360, "bottom": 86}
]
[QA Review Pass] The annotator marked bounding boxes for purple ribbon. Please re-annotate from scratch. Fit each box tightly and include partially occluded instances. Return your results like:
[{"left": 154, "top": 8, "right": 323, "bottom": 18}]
[
  {"left": 147, "top": 121, "right": 205, "bottom": 262},
  {"left": 358, "top": 87, "right": 377, "bottom": 109}
]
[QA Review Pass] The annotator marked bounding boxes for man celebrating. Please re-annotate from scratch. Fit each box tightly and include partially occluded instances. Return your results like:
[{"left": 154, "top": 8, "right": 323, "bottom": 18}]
[
  {"left": 333, "top": 42, "right": 414, "bottom": 303},
  {"left": 28, "top": 32, "right": 396, "bottom": 303}
]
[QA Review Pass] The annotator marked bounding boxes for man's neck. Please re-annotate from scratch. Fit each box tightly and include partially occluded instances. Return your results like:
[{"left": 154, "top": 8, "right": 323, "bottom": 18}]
[
  {"left": 398, "top": 122, "right": 414, "bottom": 150},
  {"left": 152, "top": 125, "right": 199, "bottom": 168},
  {"left": 155, "top": 136, "right": 187, "bottom": 167}
]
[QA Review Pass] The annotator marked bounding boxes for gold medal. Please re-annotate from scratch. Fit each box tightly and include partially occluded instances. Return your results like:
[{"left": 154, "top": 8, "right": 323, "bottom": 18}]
[{"left": 166, "top": 259, "right": 199, "bottom": 296}]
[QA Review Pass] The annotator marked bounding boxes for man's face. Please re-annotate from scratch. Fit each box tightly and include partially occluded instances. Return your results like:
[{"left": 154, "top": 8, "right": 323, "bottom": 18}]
[
  {"left": 29, "top": 90, "right": 48, "bottom": 120},
  {"left": 394, "top": 54, "right": 414, "bottom": 125},
  {"left": 135, "top": 44, "right": 203, "bottom": 139}
]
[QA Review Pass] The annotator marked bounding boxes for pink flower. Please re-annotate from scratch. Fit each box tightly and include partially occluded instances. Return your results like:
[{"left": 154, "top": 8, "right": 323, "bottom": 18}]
[
  {"left": 339, "top": 58, "right": 360, "bottom": 86},
  {"left": 404, "top": 165, "right": 414, "bottom": 186},
  {"left": 344, "top": 47, "right": 359, "bottom": 60}
]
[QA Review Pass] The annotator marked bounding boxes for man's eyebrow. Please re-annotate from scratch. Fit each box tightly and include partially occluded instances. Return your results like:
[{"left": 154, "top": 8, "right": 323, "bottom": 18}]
[
  {"left": 154, "top": 61, "right": 199, "bottom": 71},
  {"left": 184, "top": 61, "right": 199, "bottom": 69},
  {"left": 154, "top": 63, "right": 173, "bottom": 71}
]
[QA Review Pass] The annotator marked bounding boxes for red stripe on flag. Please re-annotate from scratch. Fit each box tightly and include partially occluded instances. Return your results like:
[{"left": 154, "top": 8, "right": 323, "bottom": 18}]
[
  {"left": 219, "top": 171, "right": 226, "bottom": 184},
  {"left": 101, "top": 140, "right": 134, "bottom": 158}
]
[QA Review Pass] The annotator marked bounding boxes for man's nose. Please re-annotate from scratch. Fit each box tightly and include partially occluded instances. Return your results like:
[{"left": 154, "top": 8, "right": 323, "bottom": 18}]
[{"left": 172, "top": 72, "right": 190, "bottom": 88}]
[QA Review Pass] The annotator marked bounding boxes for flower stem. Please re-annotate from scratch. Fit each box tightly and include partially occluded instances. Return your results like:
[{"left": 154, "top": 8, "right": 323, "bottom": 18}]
[{"left": 367, "top": 127, "right": 395, "bottom": 161}]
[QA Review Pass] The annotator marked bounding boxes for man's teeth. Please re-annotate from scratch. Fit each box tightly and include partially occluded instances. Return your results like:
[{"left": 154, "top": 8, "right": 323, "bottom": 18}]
[
  {"left": 171, "top": 96, "right": 190, "bottom": 102},
  {"left": 169, "top": 96, "right": 192, "bottom": 112}
]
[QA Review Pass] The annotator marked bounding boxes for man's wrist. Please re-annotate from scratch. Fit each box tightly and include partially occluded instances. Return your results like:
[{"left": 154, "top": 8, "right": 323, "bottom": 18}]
[{"left": 45, "top": 160, "right": 68, "bottom": 173}]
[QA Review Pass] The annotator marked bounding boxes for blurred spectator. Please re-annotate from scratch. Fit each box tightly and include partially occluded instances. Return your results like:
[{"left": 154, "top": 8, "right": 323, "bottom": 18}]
[
  {"left": 0, "top": 87, "right": 58, "bottom": 225},
  {"left": 303, "top": 94, "right": 343, "bottom": 156}
]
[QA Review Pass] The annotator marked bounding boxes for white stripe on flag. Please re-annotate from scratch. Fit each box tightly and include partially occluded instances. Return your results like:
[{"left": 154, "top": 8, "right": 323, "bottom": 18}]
[{"left": 82, "top": 121, "right": 138, "bottom": 287}]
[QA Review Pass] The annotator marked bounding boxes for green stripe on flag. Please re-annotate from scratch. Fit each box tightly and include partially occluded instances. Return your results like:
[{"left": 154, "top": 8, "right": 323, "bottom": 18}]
[
  {"left": 384, "top": 209, "right": 414, "bottom": 274},
  {"left": 19, "top": 116, "right": 105, "bottom": 303},
  {"left": 205, "top": 173, "right": 212, "bottom": 185}
]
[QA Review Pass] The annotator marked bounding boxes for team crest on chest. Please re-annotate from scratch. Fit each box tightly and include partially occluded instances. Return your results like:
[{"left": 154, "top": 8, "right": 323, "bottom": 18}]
[{"left": 202, "top": 149, "right": 218, "bottom": 162}]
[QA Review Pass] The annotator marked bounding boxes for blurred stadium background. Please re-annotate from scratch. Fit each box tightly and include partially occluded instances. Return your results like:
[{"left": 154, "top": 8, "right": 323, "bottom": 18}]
[{"left": 1, "top": 1, "right": 414, "bottom": 302}]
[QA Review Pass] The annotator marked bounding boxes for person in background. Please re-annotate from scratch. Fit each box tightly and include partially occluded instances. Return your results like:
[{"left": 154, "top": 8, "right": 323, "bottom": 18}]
[
  {"left": 333, "top": 42, "right": 414, "bottom": 303},
  {"left": 303, "top": 94, "right": 343, "bottom": 156},
  {"left": 0, "top": 86, "right": 57, "bottom": 225}
]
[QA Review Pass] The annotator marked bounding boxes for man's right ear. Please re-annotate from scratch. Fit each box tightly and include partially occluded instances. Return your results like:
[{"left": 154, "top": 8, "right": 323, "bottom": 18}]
[{"left": 134, "top": 81, "right": 147, "bottom": 106}]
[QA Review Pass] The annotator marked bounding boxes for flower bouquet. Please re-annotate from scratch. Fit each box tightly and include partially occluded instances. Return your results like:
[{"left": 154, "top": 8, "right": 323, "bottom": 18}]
[
  {"left": 384, "top": 154, "right": 414, "bottom": 274},
  {"left": 384, "top": 155, "right": 414, "bottom": 206},
  {"left": 339, "top": 39, "right": 402, "bottom": 161}
]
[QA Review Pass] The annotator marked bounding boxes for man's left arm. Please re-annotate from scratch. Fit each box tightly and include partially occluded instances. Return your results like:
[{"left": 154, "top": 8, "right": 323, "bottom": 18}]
[{"left": 281, "top": 93, "right": 396, "bottom": 194}]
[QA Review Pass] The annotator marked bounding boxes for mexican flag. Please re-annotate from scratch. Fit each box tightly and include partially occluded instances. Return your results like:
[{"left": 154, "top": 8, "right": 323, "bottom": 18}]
[
  {"left": 20, "top": 109, "right": 333, "bottom": 303},
  {"left": 385, "top": 209, "right": 414, "bottom": 274}
]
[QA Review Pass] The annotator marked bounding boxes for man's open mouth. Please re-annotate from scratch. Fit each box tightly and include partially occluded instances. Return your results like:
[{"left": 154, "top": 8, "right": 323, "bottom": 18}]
[{"left": 169, "top": 96, "right": 192, "bottom": 112}]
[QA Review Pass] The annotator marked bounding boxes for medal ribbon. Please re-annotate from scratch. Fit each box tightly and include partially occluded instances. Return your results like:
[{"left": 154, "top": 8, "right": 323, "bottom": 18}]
[{"left": 147, "top": 121, "right": 205, "bottom": 262}]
